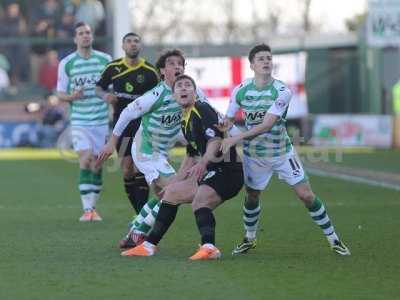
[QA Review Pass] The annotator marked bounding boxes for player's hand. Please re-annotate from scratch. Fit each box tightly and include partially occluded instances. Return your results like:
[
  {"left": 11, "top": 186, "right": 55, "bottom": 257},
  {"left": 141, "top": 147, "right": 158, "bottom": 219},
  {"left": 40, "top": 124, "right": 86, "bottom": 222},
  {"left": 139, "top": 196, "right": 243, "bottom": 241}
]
[
  {"left": 71, "top": 89, "right": 84, "bottom": 101},
  {"left": 103, "top": 93, "right": 118, "bottom": 104},
  {"left": 220, "top": 136, "right": 239, "bottom": 154},
  {"left": 215, "top": 118, "right": 233, "bottom": 132},
  {"left": 96, "top": 142, "right": 114, "bottom": 166},
  {"left": 187, "top": 160, "right": 207, "bottom": 181},
  {"left": 71, "top": 88, "right": 84, "bottom": 101}
]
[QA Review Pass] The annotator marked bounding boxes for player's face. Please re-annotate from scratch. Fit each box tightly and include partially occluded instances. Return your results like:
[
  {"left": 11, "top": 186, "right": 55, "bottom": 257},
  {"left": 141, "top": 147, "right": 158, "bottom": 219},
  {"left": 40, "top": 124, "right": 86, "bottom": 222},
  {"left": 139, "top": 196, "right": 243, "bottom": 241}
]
[
  {"left": 251, "top": 51, "right": 273, "bottom": 76},
  {"left": 123, "top": 35, "right": 141, "bottom": 59},
  {"left": 74, "top": 25, "right": 93, "bottom": 49},
  {"left": 160, "top": 56, "right": 185, "bottom": 85},
  {"left": 174, "top": 78, "right": 196, "bottom": 108}
]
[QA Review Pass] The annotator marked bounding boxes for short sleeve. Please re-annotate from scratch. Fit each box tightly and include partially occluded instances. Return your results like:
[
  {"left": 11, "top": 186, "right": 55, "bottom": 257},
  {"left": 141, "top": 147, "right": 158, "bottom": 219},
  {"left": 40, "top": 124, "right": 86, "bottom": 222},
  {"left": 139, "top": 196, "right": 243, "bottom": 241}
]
[
  {"left": 56, "top": 59, "right": 69, "bottom": 93},
  {"left": 198, "top": 103, "right": 223, "bottom": 141},
  {"left": 226, "top": 84, "right": 242, "bottom": 118},
  {"left": 267, "top": 85, "right": 292, "bottom": 117},
  {"left": 112, "top": 87, "right": 160, "bottom": 136}
]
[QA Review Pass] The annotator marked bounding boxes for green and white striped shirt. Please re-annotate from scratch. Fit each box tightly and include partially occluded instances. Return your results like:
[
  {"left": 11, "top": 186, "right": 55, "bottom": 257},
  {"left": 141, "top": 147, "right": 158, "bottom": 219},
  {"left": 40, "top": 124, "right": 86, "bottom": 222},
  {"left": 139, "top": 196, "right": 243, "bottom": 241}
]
[
  {"left": 113, "top": 81, "right": 207, "bottom": 157},
  {"left": 227, "top": 78, "right": 293, "bottom": 158},
  {"left": 57, "top": 50, "right": 112, "bottom": 127}
]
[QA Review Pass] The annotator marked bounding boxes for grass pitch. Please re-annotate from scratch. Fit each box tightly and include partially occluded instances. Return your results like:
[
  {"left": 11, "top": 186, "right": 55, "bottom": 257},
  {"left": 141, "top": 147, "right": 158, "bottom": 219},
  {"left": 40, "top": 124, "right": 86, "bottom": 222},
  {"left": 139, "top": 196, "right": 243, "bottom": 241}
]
[{"left": 0, "top": 154, "right": 399, "bottom": 299}]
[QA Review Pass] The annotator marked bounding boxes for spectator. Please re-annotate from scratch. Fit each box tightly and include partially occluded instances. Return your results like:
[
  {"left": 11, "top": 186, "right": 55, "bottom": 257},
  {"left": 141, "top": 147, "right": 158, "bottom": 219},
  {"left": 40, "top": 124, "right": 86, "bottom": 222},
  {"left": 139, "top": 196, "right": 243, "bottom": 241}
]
[
  {"left": 56, "top": 11, "right": 76, "bottom": 57},
  {"left": 37, "top": 94, "right": 67, "bottom": 147},
  {"left": 29, "top": 0, "right": 63, "bottom": 84},
  {"left": 0, "top": 53, "right": 10, "bottom": 93},
  {"left": 38, "top": 49, "right": 59, "bottom": 93},
  {"left": 75, "top": 0, "right": 105, "bottom": 34},
  {"left": 30, "top": 0, "right": 63, "bottom": 34},
  {"left": 57, "top": 11, "right": 75, "bottom": 39},
  {"left": 0, "top": 2, "right": 29, "bottom": 86},
  {"left": 63, "top": 0, "right": 79, "bottom": 15}
]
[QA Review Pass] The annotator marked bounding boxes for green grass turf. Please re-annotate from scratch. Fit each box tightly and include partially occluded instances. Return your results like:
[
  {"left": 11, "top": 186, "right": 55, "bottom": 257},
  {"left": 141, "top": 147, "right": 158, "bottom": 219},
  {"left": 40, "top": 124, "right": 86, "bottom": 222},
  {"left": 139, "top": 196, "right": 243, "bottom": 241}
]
[
  {"left": 301, "top": 148, "right": 400, "bottom": 174},
  {"left": 0, "top": 159, "right": 399, "bottom": 300}
]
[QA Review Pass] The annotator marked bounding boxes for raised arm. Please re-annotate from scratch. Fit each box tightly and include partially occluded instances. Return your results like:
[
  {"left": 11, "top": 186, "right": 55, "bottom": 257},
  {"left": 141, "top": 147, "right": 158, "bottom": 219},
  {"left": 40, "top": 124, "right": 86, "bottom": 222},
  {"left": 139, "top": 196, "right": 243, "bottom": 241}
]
[{"left": 97, "top": 88, "right": 160, "bottom": 164}]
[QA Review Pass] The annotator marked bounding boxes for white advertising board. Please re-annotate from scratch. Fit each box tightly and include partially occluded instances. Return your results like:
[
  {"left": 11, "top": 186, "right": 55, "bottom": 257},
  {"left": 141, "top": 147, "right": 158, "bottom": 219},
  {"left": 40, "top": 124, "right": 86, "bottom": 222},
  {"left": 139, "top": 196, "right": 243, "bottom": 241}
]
[{"left": 312, "top": 115, "right": 393, "bottom": 148}]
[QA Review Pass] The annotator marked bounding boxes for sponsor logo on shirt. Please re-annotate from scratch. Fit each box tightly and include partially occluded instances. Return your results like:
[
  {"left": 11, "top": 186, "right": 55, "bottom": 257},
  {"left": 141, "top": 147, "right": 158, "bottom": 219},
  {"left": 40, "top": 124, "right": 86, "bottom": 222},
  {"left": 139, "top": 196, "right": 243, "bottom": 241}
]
[
  {"left": 161, "top": 112, "right": 182, "bottom": 127},
  {"left": 136, "top": 74, "right": 145, "bottom": 84},
  {"left": 205, "top": 128, "right": 216, "bottom": 138},
  {"left": 245, "top": 110, "right": 266, "bottom": 124},
  {"left": 72, "top": 74, "right": 99, "bottom": 87}
]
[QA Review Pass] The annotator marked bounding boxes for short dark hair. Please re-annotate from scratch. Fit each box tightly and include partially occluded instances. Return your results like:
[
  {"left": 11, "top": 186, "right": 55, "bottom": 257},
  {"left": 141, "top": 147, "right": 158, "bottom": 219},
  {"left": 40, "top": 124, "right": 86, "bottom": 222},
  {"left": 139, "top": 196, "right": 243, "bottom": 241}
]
[
  {"left": 122, "top": 32, "right": 141, "bottom": 42},
  {"left": 172, "top": 74, "right": 196, "bottom": 92},
  {"left": 248, "top": 44, "right": 272, "bottom": 63},
  {"left": 155, "top": 49, "right": 185, "bottom": 77},
  {"left": 74, "top": 21, "right": 90, "bottom": 31}
]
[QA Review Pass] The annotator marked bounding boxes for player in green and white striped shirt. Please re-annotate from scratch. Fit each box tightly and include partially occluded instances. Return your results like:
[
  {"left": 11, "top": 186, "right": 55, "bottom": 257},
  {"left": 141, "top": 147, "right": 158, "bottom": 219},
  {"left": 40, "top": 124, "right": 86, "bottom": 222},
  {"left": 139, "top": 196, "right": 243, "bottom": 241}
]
[
  {"left": 57, "top": 22, "right": 112, "bottom": 222},
  {"left": 220, "top": 44, "right": 350, "bottom": 256},
  {"left": 98, "top": 49, "right": 208, "bottom": 248}
]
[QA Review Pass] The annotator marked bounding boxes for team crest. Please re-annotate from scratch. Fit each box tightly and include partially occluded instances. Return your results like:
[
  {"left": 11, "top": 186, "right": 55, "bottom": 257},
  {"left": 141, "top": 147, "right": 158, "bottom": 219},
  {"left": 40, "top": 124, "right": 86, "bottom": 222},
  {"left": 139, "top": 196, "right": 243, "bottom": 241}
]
[
  {"left": 136, "top": 74, "right": 145, "bottom": 83},
  {"left": 205, "top": 128, "right": 216, "bottom": 138},
  {"left": 125, "top": 82, "right": 134, "bottom": 92},
  {"left": 276, "top": 99, "right": 286, "bottom": 108}
]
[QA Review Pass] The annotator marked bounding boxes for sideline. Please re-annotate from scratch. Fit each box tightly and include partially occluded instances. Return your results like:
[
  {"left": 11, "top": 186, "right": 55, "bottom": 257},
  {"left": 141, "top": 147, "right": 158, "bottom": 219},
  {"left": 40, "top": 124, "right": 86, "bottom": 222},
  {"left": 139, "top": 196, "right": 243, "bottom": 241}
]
[
  {"left": 0, "top": 148, "right": 186, "bottom": 160},
  {"left": 306, "top": 167, "right": 400, "bottom": 192},
  {"left": 2, "top": 147, "right": 397, "bottom": 192}
]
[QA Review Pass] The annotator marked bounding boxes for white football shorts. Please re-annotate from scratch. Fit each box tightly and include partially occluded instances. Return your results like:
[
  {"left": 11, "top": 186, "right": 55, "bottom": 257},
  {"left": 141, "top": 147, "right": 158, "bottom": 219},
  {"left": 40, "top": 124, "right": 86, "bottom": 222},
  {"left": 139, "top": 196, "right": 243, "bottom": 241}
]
[
  {"left": 243, "top": 148, "right": 307, "bottom": 190},
  {"left": 71, "top": 125, "right": 109, "bottom": 156}
]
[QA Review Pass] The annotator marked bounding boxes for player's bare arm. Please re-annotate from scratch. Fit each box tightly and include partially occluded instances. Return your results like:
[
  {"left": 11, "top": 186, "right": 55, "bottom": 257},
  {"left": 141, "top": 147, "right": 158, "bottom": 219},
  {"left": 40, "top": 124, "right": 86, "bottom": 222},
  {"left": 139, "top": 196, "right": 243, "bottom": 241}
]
[
  {"left": 215, "top": 117, "right": 235, "bottom": 132},
  {"left": 220, "top": 113, "right": 279, "bottom": 154},
  {"left": 95, "top": 86, "right": 118, "bottom": 104},
  {"left": 188, "top": 138, "right": 222, "bottom": 181},
  {"left": 57, "top": 89, "right": 84, "bottom": 103}
]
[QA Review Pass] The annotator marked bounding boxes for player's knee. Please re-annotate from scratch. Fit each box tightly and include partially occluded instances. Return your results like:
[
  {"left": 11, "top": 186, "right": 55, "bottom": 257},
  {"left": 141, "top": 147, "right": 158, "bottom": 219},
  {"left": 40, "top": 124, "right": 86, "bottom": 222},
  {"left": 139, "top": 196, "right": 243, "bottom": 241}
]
[
  {"left": 297, "top": 188, "right": 315, "bottom": 204},
  {"left": 78, "top": 151, "right": 92, "bottom": 168},
  {"left": 192, "top": 200, "right": 209, "bottom": 211},
  {"left": 122, "top": 165, "right": 134, "bottom": 178},
  {"left": 246, "top": 188, "right": 261, "bottom": 202},
  {"left": 79, "top": 159, "right": 91, "bottom": 169},
  {"left": 162, "top": 186, "right": 176, "bottom": 202},
  {"left": 192, "top": 194, "right": 208, "bottom": 210},
  {"left": 162, "top": 196, "right": 180, "bottom": 205},
  {"left": 192, "top": 193, "right": 220, "bottom": 211}
]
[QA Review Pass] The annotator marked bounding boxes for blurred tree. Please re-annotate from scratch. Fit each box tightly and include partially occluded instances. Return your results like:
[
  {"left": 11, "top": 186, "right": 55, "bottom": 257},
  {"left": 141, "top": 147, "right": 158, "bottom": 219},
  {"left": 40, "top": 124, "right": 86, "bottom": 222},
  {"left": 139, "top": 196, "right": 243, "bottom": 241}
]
[
  {"left": 302, "top": 0, "right": 312, "bottom": 32},
  {"left": 130, "top": 0, "right": 358, "bottom": 45},
  {"left": 345, "top": 13, "right": 366, "bottom": 32}
]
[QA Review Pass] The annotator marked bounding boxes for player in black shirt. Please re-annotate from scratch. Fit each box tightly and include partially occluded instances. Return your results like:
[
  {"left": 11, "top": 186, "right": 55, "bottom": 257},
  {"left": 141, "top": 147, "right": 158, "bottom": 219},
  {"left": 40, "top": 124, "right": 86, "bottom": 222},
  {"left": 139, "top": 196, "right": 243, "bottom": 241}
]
[
  {"left": 96, "top": 32, "right": 159, "bottom": 213},
  {"left": 121, "top": 75, "right": 243, "bottom": 260}
]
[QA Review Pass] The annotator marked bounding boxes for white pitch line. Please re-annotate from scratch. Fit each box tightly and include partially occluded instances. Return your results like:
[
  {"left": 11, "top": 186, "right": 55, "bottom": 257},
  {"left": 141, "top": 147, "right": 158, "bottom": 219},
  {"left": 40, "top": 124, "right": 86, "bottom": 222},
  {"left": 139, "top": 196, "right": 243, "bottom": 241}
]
[{"left": 306, "top": 167, "right": 400, "bottom": 192}]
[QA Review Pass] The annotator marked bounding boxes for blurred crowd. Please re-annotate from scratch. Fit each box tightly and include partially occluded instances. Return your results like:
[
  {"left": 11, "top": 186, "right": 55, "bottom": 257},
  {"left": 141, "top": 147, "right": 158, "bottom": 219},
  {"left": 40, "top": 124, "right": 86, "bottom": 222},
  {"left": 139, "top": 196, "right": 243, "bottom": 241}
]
[{"left": 0, "top": 0, "right": 106, "bottom": 96}]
